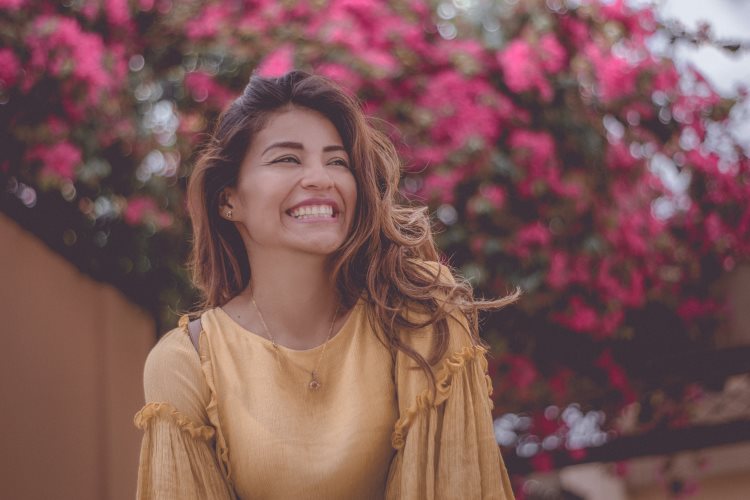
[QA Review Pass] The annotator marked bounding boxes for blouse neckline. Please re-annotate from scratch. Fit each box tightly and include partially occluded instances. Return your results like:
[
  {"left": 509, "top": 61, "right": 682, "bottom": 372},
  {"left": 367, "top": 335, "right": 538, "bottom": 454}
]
[{"left": 211, "top": 298, "right": 363, "bottom": 354}]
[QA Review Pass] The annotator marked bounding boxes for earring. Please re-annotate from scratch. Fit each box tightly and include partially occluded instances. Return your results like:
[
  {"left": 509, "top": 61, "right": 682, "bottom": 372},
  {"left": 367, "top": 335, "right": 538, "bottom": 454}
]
[{"left": 225, "top": 210, "right": 233, "bottom": 219}]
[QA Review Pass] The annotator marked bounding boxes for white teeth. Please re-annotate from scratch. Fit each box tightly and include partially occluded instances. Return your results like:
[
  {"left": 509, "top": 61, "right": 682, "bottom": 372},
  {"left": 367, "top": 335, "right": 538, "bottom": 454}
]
[{"left": 289, "top": 204, "right": 335, "bottom": 219}]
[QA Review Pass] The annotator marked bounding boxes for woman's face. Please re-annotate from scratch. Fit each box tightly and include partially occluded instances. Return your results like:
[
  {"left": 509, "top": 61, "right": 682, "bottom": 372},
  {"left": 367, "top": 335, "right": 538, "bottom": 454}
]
[{"left": 223, "top": 106, "right": 357, "bottom": 259}]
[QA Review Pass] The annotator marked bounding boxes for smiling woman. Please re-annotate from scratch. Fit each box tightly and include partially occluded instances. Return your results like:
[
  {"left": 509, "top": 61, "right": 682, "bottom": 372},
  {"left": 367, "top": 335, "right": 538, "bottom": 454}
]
[{"left": 133, "top": 70, "right": 519, "bottom": 499}]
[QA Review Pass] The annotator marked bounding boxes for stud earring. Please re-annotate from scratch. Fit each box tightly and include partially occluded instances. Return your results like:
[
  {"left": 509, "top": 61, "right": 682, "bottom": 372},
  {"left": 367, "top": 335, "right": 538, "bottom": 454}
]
[{"left": 225, "top": 210, "right": 233, "bottom": 219}]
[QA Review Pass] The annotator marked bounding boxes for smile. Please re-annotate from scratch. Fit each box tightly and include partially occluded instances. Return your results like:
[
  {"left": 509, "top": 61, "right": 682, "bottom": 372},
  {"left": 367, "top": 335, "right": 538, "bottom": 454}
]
[{"left": 287, "top": 204, "right": 337, "bottom": 220}]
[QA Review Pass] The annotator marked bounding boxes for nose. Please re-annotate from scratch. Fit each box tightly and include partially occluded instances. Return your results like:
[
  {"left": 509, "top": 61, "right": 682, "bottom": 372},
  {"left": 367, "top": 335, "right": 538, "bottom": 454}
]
[{"left": 300, "top": 161, "right": 334, "bottom": 190}]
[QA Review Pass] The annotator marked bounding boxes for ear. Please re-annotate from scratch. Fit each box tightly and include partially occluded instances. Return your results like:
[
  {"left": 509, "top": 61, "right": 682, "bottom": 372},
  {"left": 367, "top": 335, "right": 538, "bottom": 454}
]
[{"left": 218, "top": 187, "right": 237, "bottom": 220}]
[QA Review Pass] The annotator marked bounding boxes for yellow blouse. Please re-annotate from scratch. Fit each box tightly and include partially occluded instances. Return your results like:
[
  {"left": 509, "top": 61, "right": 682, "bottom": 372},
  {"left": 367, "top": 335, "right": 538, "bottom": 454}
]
[{"left": 134, "top": 270, "right": 515, "bottom": 499}]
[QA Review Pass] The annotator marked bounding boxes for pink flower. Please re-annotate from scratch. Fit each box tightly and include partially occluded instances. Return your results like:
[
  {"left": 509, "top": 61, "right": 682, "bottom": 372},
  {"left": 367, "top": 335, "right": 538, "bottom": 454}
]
[
  {"left": 124, "top": 196, "right": 157, "bottom": 225},
  {"left": 360, "top": 48, "right": 398, "bottom": 75},
  {"left": 124, "top": 196, "right": 173, "bottom": 228},
  {"left": 596, "top": 349, "right": 636, "bottom": 403},
  {"left": 26, "top": 142, "right": 82, "bottom": 179},
  {"left": 446, "top": 38, "right": 485, "bottom": 61},
  {"left": 26, "top": 15, "right": 116, "bottom": 105},
  {"left": 45, "top": 116, "right": 70, "bottom": 138},
  {"left": 417, "top": 70, "right": 507, "bottom": 153},
  {"left": 567, "top": 297, "right": 599, "bottom": 333},
  {"left": 533, "top": 411, "right": 560, "bottom": 436},
  {"left": 547, "top": 251, "right": 569, "bottom": 289},
  {"left": 553, "top": 296, "right": 599, "bottom": 335},
  {"left": 470, "top": 235, "right": 487, "bottom": 255},
  {"left": 626, "top": 270, "right": 646, "bottom": 307},
  {"left": 706, "top": 212, "right": 730, "bottom": 247},
  {"left": 568, "top": 448, "right": 588, "bottom": 462},
  {"left": 185, "top": 4, "right": 230, "bottom": 39},
  {"left": 509, "top": 129, "right": 568, "bottom": 197},
  {"left": 479, "top": 185, "right": 506, "bottom": 209},
  {"left": 0, "top": 0, "right": 25, "bottom": 10},
  {"left": 548, "top": 368, "right": 573, "bottom": 402},
  {"left": 599, "top": 57, "right": 638, "bottom": 101},
  {"left": 531, "top": 452, "right": 554, "bottom": 472},
  {"left": 561, "top": 17, "right": 589, "bottom": 47},
  {"left": 432, "top": 38, "right": 490, "bottom": 73},
  {"left": 606, "top": 142, "right": 639, "bottom": 170},
  {"left": 677, "top": 298, "right": 720, "bottom": 322},
  {"left": 409, "top": 145, "right": 446, "bottom": 169},
  {"left": 584, "top": 42, "right": 644, "bottom": 103},
  {"left": 652, "top": 64, "right": 679, "bottom": 94},
  {"left": 184, "top": 71, "right": 235, "bottom": 108},
  {"left": 105, "top": 0, "right": 131, "bottom": 28},
  {"left": 0, "top": 48, "right": 20, "bottom": 89},
  {"left": 316, "top": 63, "right": 363, "bottom": 92},
  {"left": 599, "top": 308, "right": 625, "bottom": 337},
  {"left": 517, "top": 222, "right": 551, "bottom": 246},
  {"left": 257, "top": 45, "right": 295, "bottom": 78},
  {"left": 599, "top": 0, "right": 656, "bottom": 43},
  {"left": 571, "top": 255, "right": 593, "bottom": 285},
  {"left": 510, "top": 223, "right": 550, "bottom": 258},
  {"left": 595, "top": 258, "right": 646, "bottom": 308},
  {"left": 510, "top": 130, "right": 555, "bottom": 167},
  {"left": 506, "top": 354, "right": 538, "bottom": 397},
  {"left": 539, "top": 34, "right": 566, "bottom": 74},
  {"left": 498, "top": 39, "right": 553, "bottom": 101},
  {"left": 420, "top": 169, "right": 463, "bottom": 204}
]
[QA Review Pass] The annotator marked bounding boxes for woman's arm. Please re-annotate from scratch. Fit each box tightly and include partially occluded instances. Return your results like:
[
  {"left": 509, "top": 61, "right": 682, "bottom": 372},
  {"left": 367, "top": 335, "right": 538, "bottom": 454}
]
[
  {"left": 385, "top": 262, "right": 515, "bottom": 499},
  {"left": 134, "top": 324, "right": 235, "bottom": 500}
]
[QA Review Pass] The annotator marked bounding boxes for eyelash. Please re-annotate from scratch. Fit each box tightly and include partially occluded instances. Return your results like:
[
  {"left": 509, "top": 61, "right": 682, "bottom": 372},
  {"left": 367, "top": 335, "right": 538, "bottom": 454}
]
[
  {"left": 274, "top": 156, "right": 299, "bottom": 164},
  {"left": 272, "top": 156, "right": 350, "bottom": 168},
  {"left": 330, "top": 158, "right": 350, "bottom": 167}
]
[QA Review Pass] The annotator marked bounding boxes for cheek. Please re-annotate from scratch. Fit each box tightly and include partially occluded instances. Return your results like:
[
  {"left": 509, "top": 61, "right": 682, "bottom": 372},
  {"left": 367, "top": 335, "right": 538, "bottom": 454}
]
[
  {"left": 343, "top": 175, "right": 359, "bottom": 231},
  {"left": 238, "top": 172, "right": 283, "bottom": 209},
  {"left": 342, "top": 172, "right": 358, "bottom": 206}
]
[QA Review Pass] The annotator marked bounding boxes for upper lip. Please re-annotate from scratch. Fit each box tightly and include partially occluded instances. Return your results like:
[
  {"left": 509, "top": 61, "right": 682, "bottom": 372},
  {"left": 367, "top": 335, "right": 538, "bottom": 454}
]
[{"left": 286, "top": 198, "right": 340, "bottom": 214}]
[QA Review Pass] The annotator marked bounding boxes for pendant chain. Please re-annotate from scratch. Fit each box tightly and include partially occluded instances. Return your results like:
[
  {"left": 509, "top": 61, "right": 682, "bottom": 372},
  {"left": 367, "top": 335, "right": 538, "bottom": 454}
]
[{"left": 251, "top": 295, "right": 339, "bottom": 391}]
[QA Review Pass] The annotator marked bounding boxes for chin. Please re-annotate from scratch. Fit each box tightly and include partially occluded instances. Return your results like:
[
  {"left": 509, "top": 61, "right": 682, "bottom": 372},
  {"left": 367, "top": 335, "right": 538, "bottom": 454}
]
[
  {"left": 290, "top": 237, "right": 346, "bottom": 256},
  {"left": 303, "top": 243, "right": 344, "bottom": 256}
]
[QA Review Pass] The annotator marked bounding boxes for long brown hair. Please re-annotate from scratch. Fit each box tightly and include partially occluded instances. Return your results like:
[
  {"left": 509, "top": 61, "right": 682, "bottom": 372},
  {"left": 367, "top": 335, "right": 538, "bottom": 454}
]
[{"left": 186, "top": 70, "right": 519, "bottom": 393}]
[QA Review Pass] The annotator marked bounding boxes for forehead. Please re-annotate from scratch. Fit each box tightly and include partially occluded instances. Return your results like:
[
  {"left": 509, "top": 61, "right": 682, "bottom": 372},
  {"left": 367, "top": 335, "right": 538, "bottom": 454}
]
[{"left": 250, "top": 107, "right": 345, "bottom": 153}]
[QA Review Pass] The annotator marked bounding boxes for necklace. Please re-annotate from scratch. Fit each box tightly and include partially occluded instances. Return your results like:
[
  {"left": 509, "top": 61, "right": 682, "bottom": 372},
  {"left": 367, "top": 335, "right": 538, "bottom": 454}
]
[{"left": 251, "top": 295, "right": 339, "bottom": 391}]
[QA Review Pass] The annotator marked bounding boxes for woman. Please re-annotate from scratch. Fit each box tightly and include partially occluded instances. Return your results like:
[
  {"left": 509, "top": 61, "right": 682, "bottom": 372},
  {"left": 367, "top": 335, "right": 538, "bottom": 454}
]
[{"left": 134, "top": 70, "right": 518, "bottom": 499}]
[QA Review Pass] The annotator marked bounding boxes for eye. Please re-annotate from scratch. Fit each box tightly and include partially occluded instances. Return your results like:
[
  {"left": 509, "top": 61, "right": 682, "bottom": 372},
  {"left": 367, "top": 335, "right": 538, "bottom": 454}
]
[
  {"left": 273, "top": 156, "right": 300, "bottom": 164},
  {"left": 329, "top": 157, "right": 350, "bottom": 168}
]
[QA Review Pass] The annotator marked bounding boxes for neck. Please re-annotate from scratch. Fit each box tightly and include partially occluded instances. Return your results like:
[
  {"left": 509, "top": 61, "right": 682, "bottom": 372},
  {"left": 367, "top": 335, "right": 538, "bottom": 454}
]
[{"left": 242, "top": 250, "right": 339, "bottom": 345}]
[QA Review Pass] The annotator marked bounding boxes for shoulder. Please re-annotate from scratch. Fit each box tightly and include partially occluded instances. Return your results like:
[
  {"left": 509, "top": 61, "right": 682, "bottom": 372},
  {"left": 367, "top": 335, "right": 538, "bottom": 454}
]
[
  {"left": 143, "top": 322, "right": 211, "bottom": 422},
  {"left": 144, "top": 326, "right": 199, "bottom": 383},
  {"left": 398, "top": 260, "right": 475, "bottom": 360}
]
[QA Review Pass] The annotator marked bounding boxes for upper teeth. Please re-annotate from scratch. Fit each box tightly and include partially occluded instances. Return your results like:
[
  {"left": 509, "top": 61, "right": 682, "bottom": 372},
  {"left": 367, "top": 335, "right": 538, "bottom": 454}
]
[{"left": 289, "top": 205, "right": 335, "bottom": 218}]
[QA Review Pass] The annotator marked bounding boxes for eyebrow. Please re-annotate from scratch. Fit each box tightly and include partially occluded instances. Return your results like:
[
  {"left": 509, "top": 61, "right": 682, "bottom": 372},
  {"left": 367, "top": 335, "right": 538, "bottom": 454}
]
[{"left": 261, "top": 141, "right": 347, "bottom": 156}]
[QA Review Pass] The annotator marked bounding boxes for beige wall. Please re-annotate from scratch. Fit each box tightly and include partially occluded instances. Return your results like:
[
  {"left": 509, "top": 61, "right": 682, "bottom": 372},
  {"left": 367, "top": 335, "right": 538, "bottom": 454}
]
[
  {"left": 552, "top": 442, "right": 750, "bottom": 500},
  {"left": 631, "top": 470, "right": 750, "bottom": 500},
  {"left": 0, "top": 213, "right": 156, "bottom": 500}
]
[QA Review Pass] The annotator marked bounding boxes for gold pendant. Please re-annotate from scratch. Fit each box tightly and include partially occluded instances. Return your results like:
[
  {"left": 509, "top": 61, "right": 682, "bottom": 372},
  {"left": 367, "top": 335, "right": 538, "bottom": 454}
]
[{"left": 308, "top": 372, "right": 321, "bottom": 390}]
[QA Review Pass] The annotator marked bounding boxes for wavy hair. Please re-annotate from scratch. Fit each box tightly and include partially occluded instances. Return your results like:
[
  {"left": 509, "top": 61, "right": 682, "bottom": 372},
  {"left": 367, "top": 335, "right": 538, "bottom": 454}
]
[{"left": 186, "top": 70, "right": 519, "bottom": 394}]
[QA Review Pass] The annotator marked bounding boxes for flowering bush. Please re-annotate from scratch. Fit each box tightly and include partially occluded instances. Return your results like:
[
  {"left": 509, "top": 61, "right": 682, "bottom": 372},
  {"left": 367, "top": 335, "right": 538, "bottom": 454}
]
[{"left": 2, "top": 0, "right": 748, "bottom": 471}]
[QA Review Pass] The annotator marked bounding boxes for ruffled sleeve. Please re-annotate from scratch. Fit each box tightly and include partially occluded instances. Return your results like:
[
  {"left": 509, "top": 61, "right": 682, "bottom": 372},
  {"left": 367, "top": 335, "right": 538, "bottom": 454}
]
[
  {"left": 385, "top": 263, "right": 515, "bottom": 499},
  {"left": 134, "top": 318, "right": 235, "bottom": 500}
]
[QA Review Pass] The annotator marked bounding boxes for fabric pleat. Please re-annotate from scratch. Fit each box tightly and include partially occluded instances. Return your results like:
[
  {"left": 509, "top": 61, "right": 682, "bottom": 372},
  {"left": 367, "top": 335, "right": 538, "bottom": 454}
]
[
  {"left": 385, "top": 345, "right": 515, "bottom": 499},
  {"left": 134, "top": 402, "right": 235, "bottom": 500}
]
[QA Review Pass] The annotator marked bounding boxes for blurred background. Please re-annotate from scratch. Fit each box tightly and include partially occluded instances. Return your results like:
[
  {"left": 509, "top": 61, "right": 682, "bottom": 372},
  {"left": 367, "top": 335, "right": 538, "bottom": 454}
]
[{"left": 1, "top": 0, "right": 749, "bottom": 498}]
